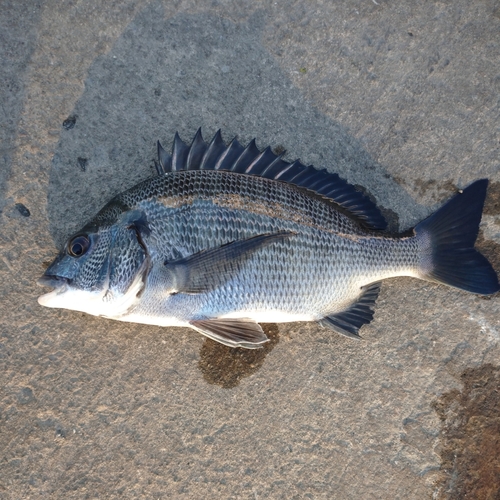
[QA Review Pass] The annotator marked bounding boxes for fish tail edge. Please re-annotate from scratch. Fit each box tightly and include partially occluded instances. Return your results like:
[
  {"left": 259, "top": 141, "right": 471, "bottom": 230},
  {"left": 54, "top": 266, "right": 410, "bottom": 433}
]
[{"left": 415, "top": 179, "right": 499, "bottom": 295}]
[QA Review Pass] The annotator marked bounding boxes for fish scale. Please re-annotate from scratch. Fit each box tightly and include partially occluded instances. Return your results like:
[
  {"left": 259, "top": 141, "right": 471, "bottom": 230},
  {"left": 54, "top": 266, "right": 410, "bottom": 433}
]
[
  {"left": 38, "top": 130, "right": 499, "bottom": 349},
  {"left": 129, "top": 197, "right": 419, "bottom": 321}
]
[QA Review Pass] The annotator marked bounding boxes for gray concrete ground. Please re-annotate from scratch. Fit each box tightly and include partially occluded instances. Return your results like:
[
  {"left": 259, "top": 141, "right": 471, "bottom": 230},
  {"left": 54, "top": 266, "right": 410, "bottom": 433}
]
[{"left": 1, "top": 1, "right": 499, "bottom": 498}]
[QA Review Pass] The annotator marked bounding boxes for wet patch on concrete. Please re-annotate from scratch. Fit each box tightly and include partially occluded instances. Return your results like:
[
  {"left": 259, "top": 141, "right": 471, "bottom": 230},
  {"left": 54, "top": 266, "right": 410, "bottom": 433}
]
[
  {"left": 484, "top": 181, "right": 500, "bottom": 217},
  {"left": 476, "top": 181, "right": 500, "bottom": 298},
  {"left": 477, "top": 181, "right": 500, "bottom": 299},
  {"left": 477, "top": 231, "right": 500, "bottom": 277},
  {"left": 396, "top": 179, "right": 499, "bottom": 214},
  {"left": 432, "top": 364, "right": 500, "bottom": 499},
  {"left": 391, "top": 177, "right": 458, "bottom": 203},
  {"left": 413, "top": 178, "right": 457, "bottom": 198},
  {"left": 198, "top": 324, "right": 280, "bottom": 388}
]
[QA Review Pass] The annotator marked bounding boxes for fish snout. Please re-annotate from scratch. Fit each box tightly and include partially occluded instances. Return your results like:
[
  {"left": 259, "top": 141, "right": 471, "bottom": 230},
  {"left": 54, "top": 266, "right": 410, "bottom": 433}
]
[{"left": 37, "top": 275, "right": 70, "bottom": 288}]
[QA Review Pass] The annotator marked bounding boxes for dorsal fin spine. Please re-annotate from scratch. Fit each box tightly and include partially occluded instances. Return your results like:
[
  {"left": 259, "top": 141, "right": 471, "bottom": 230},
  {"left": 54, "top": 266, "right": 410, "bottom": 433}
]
[
  {"left": 244, "top": 147, "right": 269, "bottom": 174},
  {"left": 232, "top": 139, "right": 260, "bottom": 173},
  {"left": 200, "top": 129, "right": 225, "bottom": 170},
  {"left": 214, "top": 137, "right": 238, "bottom": 170},
  {"left": 271, "top": 162, "right": 295, "bottom": 180},
  {"left": 246, "top": 147, "right": 279, "bottom": 175},
  {"left": 260, "top": 153, "right": 287, "bottom": 178},
  {"left": 186, "top": 128, "right": 207, "bottom": 170},
  {"left": 157, "top": 141, "right": 172, "bottom": 173},
  {"left": 172, "top": 133, "right": 189, "bottom": 171}
]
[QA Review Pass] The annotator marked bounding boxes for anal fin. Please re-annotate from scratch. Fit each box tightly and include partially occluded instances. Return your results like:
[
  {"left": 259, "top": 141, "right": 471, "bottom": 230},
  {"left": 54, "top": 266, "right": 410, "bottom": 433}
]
[
  {"left": 190, "top": 318, "right": 269, "bottom": 349},
  {"left": 318, "top": 282, "right": 381, "bottom": 340}
]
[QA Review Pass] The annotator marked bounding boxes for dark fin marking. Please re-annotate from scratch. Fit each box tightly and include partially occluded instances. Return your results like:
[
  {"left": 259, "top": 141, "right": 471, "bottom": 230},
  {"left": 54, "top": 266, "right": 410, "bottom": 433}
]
[
  {"left": 164, "top": 231, "right": 295, "bottom": 294},
  {"left": 318, "top": 282, "right": 381, "bottom": 339},
  {"left": 156, "top": 130, "right": 387, "bottom": 230},
  {"left": 186, "top": 128, "right": 208, "bottom": 170},
  {"left": 190, "top": 318, "right": 269, "bottom": 349},
  {"left": 157, "top": 141, "right": 172, "bottom": 174},
  {"left": 306, "top": 171, "right": 332, "bottom": 191},
  {"left": 415, "top": 179, "right": 500, "bottom": 295}
]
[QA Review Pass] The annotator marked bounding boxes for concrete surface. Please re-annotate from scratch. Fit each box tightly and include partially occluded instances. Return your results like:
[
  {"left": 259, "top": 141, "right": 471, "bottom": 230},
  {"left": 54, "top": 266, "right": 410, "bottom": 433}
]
[{"left": 1, "top": 1, "right": 499, "bottom": 498}]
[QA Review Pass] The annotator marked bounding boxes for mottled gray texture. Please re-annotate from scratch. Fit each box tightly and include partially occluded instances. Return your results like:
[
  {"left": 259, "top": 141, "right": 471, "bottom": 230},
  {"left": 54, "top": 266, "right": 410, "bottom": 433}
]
[
  {"left": 0, "top": 2, "right": 42, "bottom": 203},
  {"left": 1, "top": 1, "right": 499, "bottom": 498}
]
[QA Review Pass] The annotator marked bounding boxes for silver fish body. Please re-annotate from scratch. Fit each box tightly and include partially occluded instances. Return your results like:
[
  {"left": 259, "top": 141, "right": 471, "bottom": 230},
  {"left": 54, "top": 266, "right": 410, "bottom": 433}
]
[{"left": 38, "top": 130, "right": 500, "bottom": 348}]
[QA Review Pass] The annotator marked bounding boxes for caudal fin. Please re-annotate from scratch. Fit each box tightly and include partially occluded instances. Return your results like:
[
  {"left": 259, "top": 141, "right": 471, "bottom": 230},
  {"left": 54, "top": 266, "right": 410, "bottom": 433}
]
[{"left": 415, "top": 179, "right": 499, "bottom": 295}]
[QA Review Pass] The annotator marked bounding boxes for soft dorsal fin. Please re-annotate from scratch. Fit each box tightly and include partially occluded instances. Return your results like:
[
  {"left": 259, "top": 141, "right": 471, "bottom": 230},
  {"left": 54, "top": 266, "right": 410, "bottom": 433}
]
[{"left": 156, "top": 129, "right": 387, "bottom": 230}]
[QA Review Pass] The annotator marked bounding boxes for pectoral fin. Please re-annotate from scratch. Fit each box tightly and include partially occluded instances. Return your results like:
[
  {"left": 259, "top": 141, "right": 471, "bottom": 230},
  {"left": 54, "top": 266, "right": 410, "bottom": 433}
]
[
  {"left": 190, "top": 318, "right": 269, "bottom": 349},
  {"left": 165, "top": 231, "right": 294, "bottom": 294},
  {"left": 318, "top": 282, "right": 381, "bottom": 340}
]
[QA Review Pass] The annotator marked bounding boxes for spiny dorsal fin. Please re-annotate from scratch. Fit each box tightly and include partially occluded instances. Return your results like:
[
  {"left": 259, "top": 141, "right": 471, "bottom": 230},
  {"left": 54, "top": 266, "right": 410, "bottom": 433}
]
[{"left": 157, "top": 130, "right": 387, "bottom": 230}]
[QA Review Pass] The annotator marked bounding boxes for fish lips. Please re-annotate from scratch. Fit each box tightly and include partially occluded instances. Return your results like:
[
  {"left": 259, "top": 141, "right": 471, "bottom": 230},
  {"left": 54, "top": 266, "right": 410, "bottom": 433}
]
[
  {"left": 37, "top": 274, "right": 70, "bottom": 288},
  {"left": 37, "top": 274, "right": 71, "bottom": 307}
]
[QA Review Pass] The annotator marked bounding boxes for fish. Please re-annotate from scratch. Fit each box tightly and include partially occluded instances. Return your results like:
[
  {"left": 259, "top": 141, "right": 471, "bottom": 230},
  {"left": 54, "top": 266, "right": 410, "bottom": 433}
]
[{"left": 38, "top": 129, "right": 500, "bottom": 348}]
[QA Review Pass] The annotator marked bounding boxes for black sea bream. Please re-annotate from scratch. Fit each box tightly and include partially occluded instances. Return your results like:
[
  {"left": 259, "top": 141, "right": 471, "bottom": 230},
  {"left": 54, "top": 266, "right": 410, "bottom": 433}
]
[{"left": 38, "top": 130, "right": 500, "bottom": 348}]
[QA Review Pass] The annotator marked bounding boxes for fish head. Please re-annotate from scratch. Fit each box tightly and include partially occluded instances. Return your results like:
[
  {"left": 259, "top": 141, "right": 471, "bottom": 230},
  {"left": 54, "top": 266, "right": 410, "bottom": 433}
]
[{"left": 38, "top": 206, "right": 150, "bottom": 318}]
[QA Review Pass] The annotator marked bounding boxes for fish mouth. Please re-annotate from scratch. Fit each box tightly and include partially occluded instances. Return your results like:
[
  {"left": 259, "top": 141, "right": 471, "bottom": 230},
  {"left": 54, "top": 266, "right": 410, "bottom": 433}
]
[
  {"left": 37, "top": 275, "right": 70, "bottom": 289},
  {"left": 37, "top": 275, "right": 70, "bottom": 307}
]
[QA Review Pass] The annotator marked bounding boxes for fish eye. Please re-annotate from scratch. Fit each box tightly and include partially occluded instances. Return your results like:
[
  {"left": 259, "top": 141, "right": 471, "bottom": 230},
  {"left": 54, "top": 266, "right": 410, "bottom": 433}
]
[{"left": 68, "top": 235, "right": 90, "bottom": 257}]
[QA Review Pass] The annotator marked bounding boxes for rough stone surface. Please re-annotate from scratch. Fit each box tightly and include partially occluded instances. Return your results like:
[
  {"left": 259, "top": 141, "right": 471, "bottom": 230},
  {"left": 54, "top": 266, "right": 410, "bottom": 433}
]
[{"left": 1, "top": 1, "right": 499, "bottom": 498}]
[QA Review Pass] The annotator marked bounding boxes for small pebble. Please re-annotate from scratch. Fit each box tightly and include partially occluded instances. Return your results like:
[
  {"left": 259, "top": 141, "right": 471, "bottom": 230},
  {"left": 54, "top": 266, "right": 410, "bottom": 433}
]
[
  {"left": 77, "top": 157, "right": 88, "bottom": 172},
  {"left": 15, "top": 203, "right": 30, "bottom": 217},
  {"left": 62, "top": 115, "right": 77, "bottom": 130}
]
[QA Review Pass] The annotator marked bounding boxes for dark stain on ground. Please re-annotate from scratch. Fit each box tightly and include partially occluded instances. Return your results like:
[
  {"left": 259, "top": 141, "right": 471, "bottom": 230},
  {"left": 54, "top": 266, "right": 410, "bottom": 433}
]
[
  {"left": 198, "top": 323, "right": 280, "bottom": 388},
  {"left": 394, "top": 178, "right": 499, "bottom": 213},
  {"left": 484, "top": 181, "right": 500, "bottom": 217},
  {"left": 391, "top": 176, "right": 456, "bottom": 198},
  {"left": 413, "top": 178, "right": 458, "bottom": 199},
  {"left": 273, "top": 145, "right": 286, "bottom": 155},
  {"left": 476, "top": 181, "right": 500, "bottom": 298},
  {"left": 432, "top": 364, "right": 500, "bottom": 500},
  {"left": 477, "top": 231, "right": 500, "bottom": 280}
]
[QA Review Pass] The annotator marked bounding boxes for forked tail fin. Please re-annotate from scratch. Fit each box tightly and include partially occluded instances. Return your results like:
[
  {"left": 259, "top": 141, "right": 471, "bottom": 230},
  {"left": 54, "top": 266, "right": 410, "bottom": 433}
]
[{"left": 415, "top": 179, "right": 499, "bottom": 295}]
